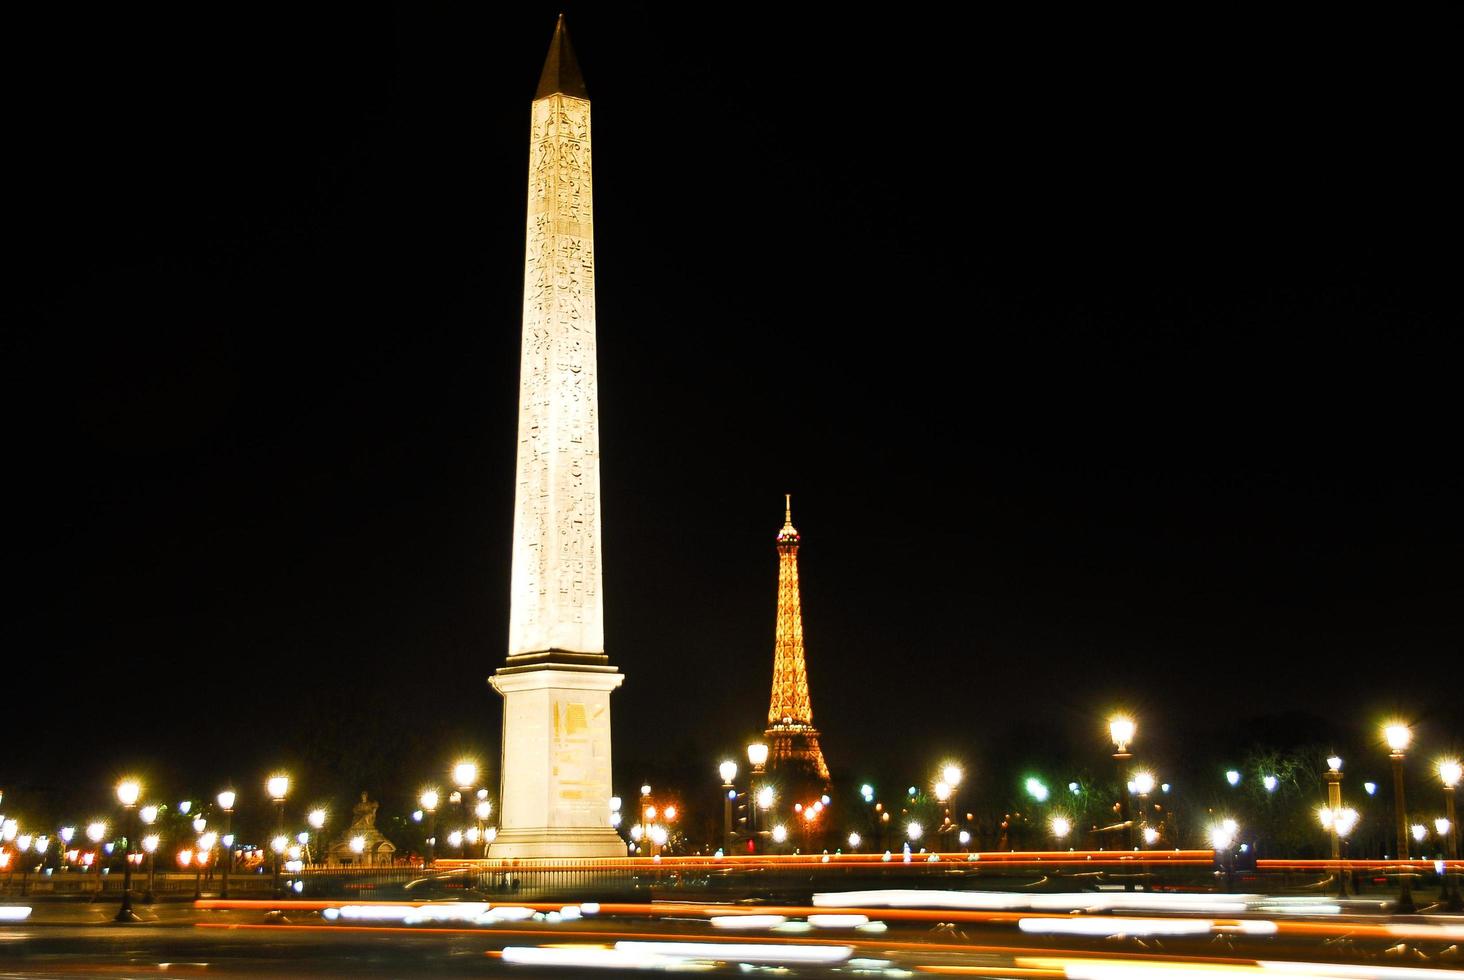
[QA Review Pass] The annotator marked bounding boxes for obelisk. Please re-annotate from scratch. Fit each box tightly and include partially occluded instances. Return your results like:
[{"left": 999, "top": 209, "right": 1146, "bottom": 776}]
[{"left": 488, "top": 15, "right": 625, "bottom": 859}]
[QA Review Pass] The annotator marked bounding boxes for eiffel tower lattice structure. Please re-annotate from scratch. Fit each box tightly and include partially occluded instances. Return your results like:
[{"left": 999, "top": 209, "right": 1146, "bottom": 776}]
[{"left": 764, "top": 495, "right": 831, "bottom": 785}]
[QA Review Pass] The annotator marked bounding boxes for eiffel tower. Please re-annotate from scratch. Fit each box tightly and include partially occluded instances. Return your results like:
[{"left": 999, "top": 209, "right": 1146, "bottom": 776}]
[{"left": 764, "top": 495, "right": 831, "bottom": 785}]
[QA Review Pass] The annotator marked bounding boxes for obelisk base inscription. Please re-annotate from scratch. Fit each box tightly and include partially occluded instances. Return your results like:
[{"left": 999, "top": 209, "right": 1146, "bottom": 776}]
[{"left": 488, "top": 665, "right": 625, "bottom": 859}]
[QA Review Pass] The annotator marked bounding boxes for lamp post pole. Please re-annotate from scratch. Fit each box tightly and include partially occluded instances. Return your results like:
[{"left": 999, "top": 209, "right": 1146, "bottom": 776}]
[
  {"left": 1439, "top": 760, "right": 1462, "bottom": 913},
  {"left": 114, "top": 780, "right": 141, "bottom": 922},
  {"left": 1385, "top": 726, "right": 1415, "bottom": 914},
  {"left": 747, "top": 743, "right": 768, "bottom": 854},
  {"left": 267, "top": 774, "right": 290, "bottom": 900},
  {"left": 1322, "top": 756, "right": 1348, "bottom": 897},
  {"left": 143, "top": 839, "right": 157, "bottom": 905},
  {"left": 453, "top": 761, "right": 479, "bottom": 895},
  {"left": 217, "top": 792, "right": 236, "bottom": 900},
  {"left": 1110, "top": 716, "right": 1136, "bottom": 851},
  {"left": 420, "top": 790, "right": 439, "bottom": 868},
  {"left": 719, "top": 762, "right": 737, "bottom": 853}
]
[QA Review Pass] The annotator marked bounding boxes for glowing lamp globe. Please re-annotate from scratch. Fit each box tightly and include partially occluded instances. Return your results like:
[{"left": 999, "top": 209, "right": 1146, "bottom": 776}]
[
  {"left": 1225, "top": 770, "right": 1241, "bottom": 786},
  {"left": 86, "top": 822, "right": 106, "bottom": 844},
  {"left": 271, "top": 835, "right": 289, "bottom": 855},
  {"left": 770, "top": 825, "right": 787, "bottom": 844},
  {"left": 1326, "top": 756, "right": 1343, "bottom": 773},
  {"left": 453, "top": 761, "right": 478, "bottom": 789},
  {"left": 419, "top": 788, "right": 440, "bottom": 812},
  {"left": 906, "top": 821, "right": 922, "bottom": 841},
  {"left": 308, "top": 809, "right": 327, "bottom": 830},
  {"left": 1411, "top": 823, "right": 1427, "bottom": 843},
  {"left": 1384, "top": 724, "right": 1412, "bottom": 754},
  {"left": 719, "top": 761, "right": 738, "bottom": 784},
  {"left": 1133, "top": 772, "right": 1156, "bottom": 796},
  {"left": 116, "top": 780, "right": 142, "bottom": 808},
  {"left": 475, "top": 801, "right": 492, "bottom": 821},
  {"left": 1142, "top": 827, "right": 1159, "bottom": 846},
  {"left": 1109, "top": 715, "right": 1136, "bottom": 752},
  {"left": 1050, "top": 815, "right": 1071, "bottom": 839},
  {"left": 1318, "top": 806, "right": 1335, "bottom": 829},
  {"left": 848, "top": 832, "right": 861, "bottom": 849},
  {"left": 142, "top": 834, "right": 159, "bottom": 854},
  {"left": 942, "top": 764, "right": 963, "bottom": 788},
  {"left": 934, "top": 781, "right": 951, "bottom": 802},
  {"left": 192, "top": 817, "right": 207, "bottom": 834},
  {"left": 350, "top": 835, "right": 366, "bottom": 855},
  {"left": 217, "top": 790, "right": 236, "bottom": 811},
  {"left": 139, "top": 806, "right": 158, "bottom": 826},
  {"left": 747, "top": 743, "right": 769, "bottom": 768},
  {"left": 267, "top": 775, "right": 290, "bottom": 801},
  {"left": 1439, "top": 759, "right": 1462, "bottom": 789},
  {"left": 1209, "top": 823, "right": 1235, "bottom": 850}
]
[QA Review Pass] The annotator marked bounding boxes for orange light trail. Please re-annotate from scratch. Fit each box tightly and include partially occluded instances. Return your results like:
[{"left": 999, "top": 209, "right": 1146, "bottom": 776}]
[{"left": 191, "top": 899, "right": 1464, "bottom": 944}]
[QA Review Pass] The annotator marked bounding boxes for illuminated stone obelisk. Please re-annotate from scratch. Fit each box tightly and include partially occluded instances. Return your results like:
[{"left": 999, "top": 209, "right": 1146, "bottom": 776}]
[{"left": 488, "top": 15, "right": 625, "bottom": 859}]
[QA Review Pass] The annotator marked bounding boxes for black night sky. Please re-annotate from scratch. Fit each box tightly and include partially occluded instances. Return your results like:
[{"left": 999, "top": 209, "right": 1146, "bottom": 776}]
[{"left": 7, "top": 6, "right": 1461, "bottom": 823}]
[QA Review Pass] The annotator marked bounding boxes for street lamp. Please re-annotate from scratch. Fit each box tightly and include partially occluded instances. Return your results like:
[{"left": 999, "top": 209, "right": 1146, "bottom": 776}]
[
  {"left": 747, "top": 744, "right": 768, "bottom": 848},
  {"left": 1050, "top": 815, "right": 1072, "bottom": 844},
  {"left": 267, "top": 774, "right": 289, "bottom": 898},
  {"left": 114, "top": 779, "right": 141, "bottom": 922},
  {"left": 195, "top": 831, "right": 217, "bottom": 899},
  {"left": 216, "top": 790, "right": 236, "bottom": 898},
  {"left": 306, "top": 808, "right": 327, "bottom": 864},
  {"left": 718, "top": 761, "right": 737, "bottom": 852},
  {"left": 139, "top": 806, "right": 159, "bottom": 903},
  {"left": 141, "top": 834, "right": 159, "bottom": 904},
  {"left": 1438, "top": 758, "right": 1462, "bottom": 911},
  {"left": 474, "top": 800, "right": 492, "bottom": 857},
  {"left": 1383, "top": 723, "right": 1415, "bottom": 912},
  {"left": 1110, "top": 714, "right": 1137, "bottom": 849},
  {"left": 454, "top": 760, "right": 478, "bottom": 892},
  {"left": 1315, "top": 755, "right": 1346, "bottom": 894},
  {"left": 420, "top": 790, "right": 439, "bottom": 866}
]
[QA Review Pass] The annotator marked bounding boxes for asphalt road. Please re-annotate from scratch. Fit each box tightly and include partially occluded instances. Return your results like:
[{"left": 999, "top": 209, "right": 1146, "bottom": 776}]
[{"left": 2, "top": 900, "right": 1462, "bottom": 978}]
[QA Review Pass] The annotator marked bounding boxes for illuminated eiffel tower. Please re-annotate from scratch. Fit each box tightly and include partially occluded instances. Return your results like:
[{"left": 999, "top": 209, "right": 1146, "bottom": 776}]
[{"left": 764, "top": 495, "right": 831, "bottom": 785}]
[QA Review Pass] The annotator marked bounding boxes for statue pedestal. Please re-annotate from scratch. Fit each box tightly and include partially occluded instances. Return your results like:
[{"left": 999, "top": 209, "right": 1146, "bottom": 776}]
[{"left": 488, "top": 664, "right": 626, "bottom": 859}]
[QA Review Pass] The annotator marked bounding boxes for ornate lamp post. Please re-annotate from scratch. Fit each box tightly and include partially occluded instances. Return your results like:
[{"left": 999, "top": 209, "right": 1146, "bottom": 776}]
[
  {"left": 719, "top": 761, "right": 737, "bottom": 853},
  {"left": 1384, "top": 723, "right": 1415, "bottom": 913},
  {"left": 141, "top": 834, "right": 159, "bottom": 903},
  {"left": 747, "top": 743, "right": 768, "bottom": 851},
  {"left": 139, "top": 806, "right": 159, "bottom": 903},
  {"left": 942, "top": 764, "right": 963, "bottom": 850},
  {"left": 194, "top": 832, "right": 216, "bottom": 900},
  {"left": 307, "top": 809, "right": 327, "bottom": 864},
  {"left": 1109, "top": 714, "right": 1137, "bottom": 849},
  {"left": 1133, "top": 771, "right": 1156, "bottom": 846},
  {"left": 1438, "top": 758, "right": 1462, "bottom": 912},
  {"left": 114, "top": 779, "right": 141, "bottom": 922},
  {"left": 267, "top": 774, "right": 289, "bottom": 898},
  {"left": 419, "top": 790, "right": 439, "bottom": 866},
  {"left": 1319, "top": 755, "right": 1345, "bottom": 893},
  {"left": 933, "top": 780, "right": 952, "bottom": 851},
  {"left": 453, "top": 761, "right": 478, "bottom": 893},
  {"left": 85, "top": 821, "right": 107, "bottom": 901},
  {"left": 474, "top": 800, "right": 492, "bottom": 858},
  {"left": 216, "top": 790, "right": 235, "bottom": 898}
]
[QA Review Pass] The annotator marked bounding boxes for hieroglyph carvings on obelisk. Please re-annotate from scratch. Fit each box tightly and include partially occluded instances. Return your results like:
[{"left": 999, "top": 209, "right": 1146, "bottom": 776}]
[{"left": 489, "top": 15, "right": 625, "bottom": 860}]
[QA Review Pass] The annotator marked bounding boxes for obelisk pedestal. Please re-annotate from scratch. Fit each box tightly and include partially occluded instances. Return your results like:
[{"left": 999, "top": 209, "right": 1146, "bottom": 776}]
[
  {"left": 489, "top": 15, "right": 625, "bottom": 860},
  {"left": 490, "top": 666, "right": 623, "bottom": 858}
]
